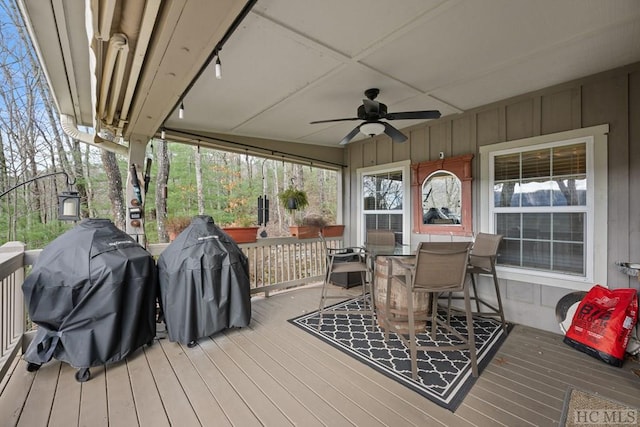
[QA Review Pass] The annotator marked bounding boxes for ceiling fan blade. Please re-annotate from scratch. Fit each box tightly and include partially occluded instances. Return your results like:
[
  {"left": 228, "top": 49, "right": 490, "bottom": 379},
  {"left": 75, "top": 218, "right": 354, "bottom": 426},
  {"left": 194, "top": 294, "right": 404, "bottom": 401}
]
[
  {"left": 362, "top": 98, "right": 379, "bottom": 115},
  {"left": 384, "top": 110, "right": 441, "bottom": 120},
  {"left": 310, "top": 117, "right": 359, "bottom": 124},
  {"left": 339, "top": 126, "right": 362, "bottom": 146},
  {"left": 383, "top": 122, "right": 407, "bottom": 143}
]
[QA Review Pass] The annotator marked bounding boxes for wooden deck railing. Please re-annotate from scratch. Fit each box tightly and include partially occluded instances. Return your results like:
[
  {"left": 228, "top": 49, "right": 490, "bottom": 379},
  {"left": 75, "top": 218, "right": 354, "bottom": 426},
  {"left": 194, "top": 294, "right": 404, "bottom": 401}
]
[
  {"left": 147, "top": 236, "right": 340, "bottom": 296},
  {"left": 0, "top": 242, "right": 27, "bottom": 381},
  {"left": 0, "top": 236, "right": 340, "bottom": 380}
]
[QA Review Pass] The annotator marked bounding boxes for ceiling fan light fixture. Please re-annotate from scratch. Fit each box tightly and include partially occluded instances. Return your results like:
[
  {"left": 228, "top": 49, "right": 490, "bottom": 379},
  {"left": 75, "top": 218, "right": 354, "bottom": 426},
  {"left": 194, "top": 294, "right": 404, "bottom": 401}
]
[{"left": 360, "top": 122, "right": 385, "bottom": 137}]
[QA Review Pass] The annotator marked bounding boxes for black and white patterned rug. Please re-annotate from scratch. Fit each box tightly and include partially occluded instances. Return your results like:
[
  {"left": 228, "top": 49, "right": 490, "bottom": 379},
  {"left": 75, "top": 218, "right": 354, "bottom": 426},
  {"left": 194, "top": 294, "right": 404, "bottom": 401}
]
[{"left": 288, "top": 296, "right": 510, "bottom": 411}]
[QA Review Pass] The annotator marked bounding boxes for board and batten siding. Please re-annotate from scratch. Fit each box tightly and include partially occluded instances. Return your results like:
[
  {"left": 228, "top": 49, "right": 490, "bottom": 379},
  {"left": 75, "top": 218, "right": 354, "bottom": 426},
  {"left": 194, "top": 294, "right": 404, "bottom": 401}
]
[{"left": 345, "top": 61, "right": 640, "bottom": 333}]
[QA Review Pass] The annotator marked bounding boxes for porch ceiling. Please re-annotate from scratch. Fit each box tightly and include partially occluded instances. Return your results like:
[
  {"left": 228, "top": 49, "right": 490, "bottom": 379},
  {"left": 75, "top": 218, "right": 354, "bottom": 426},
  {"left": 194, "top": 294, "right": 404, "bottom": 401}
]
[{"left": 17, "top": 0, "right": 640, "bottom": 155}]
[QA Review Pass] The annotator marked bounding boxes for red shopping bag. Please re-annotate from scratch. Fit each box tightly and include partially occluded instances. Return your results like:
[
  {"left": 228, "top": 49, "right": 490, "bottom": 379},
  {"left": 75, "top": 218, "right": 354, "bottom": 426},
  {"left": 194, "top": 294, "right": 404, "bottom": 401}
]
[{"left": 563, "top": 285, "right": 638, "bottom": 367}]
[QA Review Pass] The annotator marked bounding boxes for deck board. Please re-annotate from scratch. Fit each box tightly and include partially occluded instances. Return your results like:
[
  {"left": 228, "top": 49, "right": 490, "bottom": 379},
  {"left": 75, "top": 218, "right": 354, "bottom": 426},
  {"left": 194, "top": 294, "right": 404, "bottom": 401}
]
[
  {"left": 180, "top": 343, "right": 262, "bottom": 427},
  {"left": 158, "top": 340, "right": 231, "bottom": 426},
  {"left": 106, "top": 359, "right": 139, "bottom": 427},
  {"left": 198, "top": 335, "right": 294, "bottom": 426},
  {"left": 126, "top": 347, "right": 169, "bottom": 427},
  {"left": 211, "top": 332, "right": 324, "bottom": 426},
  {"left": 144, "top": 339, "right": 201, "bottom": 426},
  {"left": 16, "top": 362, "right": 58, "bottom": 427},
  {"left": 0, "top": 357, "right": 34, "bottom": 425},
  {"left": 226, "top": 328, "right": 361, "bottom": 426},
  {"left": 48, "top": 363, "right": 80, "bottom": 427},
  {"left": 78, "top": 365, "right": 108, "bottom": 427},
  {"left": 251, "top": 310, "right": 415, "bottom": 426},
  {"left": 1, "top": 283, "right": 639, "bottom": 427}
]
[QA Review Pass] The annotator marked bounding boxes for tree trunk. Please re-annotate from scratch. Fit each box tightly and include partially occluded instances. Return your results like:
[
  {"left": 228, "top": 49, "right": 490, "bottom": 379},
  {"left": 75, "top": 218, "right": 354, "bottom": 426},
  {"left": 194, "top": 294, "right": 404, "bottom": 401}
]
[
  {"left": 273, "top": 164, "right": 282, "bottom": 232},
  {"left": 155, "top": 139, "right": 170, "bottom": 242},
  {"left": 70, "top": 139, "right": 88, "bottom": 218},
  {"left": 194, "top": 145, "right": 204, "bottom": 215},
  {"left": 83, "top": 145, "right": 96, "bottom": 217},
  {"left": 101, "top": 150, "right": 126, "bottom": 229}
]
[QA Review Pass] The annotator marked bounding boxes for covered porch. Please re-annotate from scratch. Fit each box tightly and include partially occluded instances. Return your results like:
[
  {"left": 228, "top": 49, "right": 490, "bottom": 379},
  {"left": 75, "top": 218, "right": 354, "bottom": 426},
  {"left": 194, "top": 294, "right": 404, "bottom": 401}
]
[{"left": 5, "top": 1, "right": 640, "bottom": 424}]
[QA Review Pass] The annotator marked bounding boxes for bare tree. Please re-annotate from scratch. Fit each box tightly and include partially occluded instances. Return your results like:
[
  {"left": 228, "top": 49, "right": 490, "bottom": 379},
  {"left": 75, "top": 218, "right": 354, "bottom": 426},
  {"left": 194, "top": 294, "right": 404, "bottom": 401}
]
[
  {"left": 101, "top": 150, "right": 125, "bottom": 229},
  {"left": 83, "top": 145, "right": 96, "bottom": 217},
  {"left": 194, "top": 145, "right": 204, "bottom": 214},
  {"left": 155, "top": 139, "right": 170, "bottom": 242}
]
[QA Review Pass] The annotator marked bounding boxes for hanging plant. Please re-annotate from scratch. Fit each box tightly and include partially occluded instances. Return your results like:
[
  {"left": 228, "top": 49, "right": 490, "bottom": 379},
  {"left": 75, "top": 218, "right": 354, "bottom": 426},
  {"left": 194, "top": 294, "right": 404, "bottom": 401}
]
[{"left": 278, "top": 187, "right": 309, "bottom": 212}]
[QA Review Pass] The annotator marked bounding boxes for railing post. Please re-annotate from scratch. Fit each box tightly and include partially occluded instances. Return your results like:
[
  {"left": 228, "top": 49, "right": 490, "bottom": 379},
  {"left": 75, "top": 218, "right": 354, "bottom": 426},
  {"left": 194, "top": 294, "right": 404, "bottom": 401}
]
[{"left": 0, "top": 241, "right": 27, "bottom": 381}]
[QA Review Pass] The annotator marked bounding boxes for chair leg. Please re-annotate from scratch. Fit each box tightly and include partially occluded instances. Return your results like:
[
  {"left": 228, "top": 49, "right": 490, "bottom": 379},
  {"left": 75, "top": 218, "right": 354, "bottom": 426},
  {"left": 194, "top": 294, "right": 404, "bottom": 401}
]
[
  {"left": 317, "top": 263, "right": 332, "bottom": 330},
  {"left": 317, "top": 281, "right": 327, "bottom": 330},
  {"left": 360, "top": 270, "right": 375, "bottom": 330},
  {"left": 406, "top": 283, "right": 419, "bottom": 380},
  {"left": 383, "top": 271, "right": 393, "bottom": 342},
  {"left": 470, "top": 273, "right": 481, "bottom": 313},
  {"left": 464, "top": 285, "right": 478, "bottom": 377},
  {"left": 491, "top": 269, "right": 506, "bottom": 332},
  {"left": 430, "top": 292, "right": 439, "bottom": 338}
]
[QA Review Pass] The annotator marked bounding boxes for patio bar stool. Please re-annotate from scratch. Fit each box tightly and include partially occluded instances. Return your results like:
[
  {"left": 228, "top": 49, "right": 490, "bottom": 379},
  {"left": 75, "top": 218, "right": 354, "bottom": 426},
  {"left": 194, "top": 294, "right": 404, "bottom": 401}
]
[
  {"left": 444, "top": 233, "right": 506, "bottom": 331},
  {"left": 365, "top": 229, "right": 396, "bottom": 246},
  {"left": 384, "top": 241, "right": 477, "bottom": 379},
  {"left": 317, "top": 234, "right": 374, "bottom": 331}
]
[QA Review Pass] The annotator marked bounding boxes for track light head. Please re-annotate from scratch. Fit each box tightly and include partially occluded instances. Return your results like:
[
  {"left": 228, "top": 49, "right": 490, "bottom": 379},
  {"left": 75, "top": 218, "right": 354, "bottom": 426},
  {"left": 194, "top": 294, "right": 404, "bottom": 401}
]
[{"left": 215, "top": 56, "right": 222, "bottom": 80}]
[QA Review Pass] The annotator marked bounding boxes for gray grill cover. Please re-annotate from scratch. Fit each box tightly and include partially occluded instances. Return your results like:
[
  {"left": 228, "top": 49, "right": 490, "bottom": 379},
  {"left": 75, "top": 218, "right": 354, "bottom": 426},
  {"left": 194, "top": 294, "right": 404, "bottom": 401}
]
[
  {"left": 22, "top": 219, "right": 157, "bottom": 368},
  {"left": 158, "top": 215, "right": 251, "bottom": 344}
]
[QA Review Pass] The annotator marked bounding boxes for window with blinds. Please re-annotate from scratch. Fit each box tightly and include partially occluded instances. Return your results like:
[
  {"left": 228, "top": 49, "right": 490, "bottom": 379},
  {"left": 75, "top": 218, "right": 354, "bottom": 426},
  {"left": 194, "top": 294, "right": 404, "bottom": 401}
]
[{"left": 491, "top": 143, "right": 588, "bottom": 275}]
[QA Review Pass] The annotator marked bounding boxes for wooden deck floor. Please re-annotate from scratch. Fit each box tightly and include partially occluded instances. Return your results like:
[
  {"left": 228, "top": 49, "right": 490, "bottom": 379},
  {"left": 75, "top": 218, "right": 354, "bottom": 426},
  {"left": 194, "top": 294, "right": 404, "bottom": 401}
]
[{"left": 1, "top": 283, "right": 639, "bottom": 427}]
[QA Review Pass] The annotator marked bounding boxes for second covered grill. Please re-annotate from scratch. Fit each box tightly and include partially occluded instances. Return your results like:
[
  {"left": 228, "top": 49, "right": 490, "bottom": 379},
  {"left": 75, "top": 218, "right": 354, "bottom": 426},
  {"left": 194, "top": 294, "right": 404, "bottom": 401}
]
[{"left": 157, "top": 215, "right": 252, "bottom": 346}]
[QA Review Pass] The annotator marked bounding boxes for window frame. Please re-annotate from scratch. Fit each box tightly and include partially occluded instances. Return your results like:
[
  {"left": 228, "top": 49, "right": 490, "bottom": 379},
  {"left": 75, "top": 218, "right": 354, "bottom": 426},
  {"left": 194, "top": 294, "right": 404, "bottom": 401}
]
[
  {"left": 357, "top": 160, "right": 411, "bottom": 246},
  {"left": 479, "top": 124, "right": 608, "bottom": 291},
  {"left": 412, "top": 154, "right": 474, "bottom": 236}
]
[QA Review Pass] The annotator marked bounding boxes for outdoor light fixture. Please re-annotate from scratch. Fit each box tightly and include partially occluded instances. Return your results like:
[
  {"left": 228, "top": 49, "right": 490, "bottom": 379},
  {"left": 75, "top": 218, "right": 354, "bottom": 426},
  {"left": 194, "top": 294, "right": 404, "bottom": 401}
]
[
  {"left": 0, "top": 171, "right": 81, "bottom": 221},
  {"left": 161, "top": 127, "right": 166, "bottom": 139},
  {"left": 360, "top": 122, "right": 385, "bottom": 137},
  {"left": 58, "top": 191, "right": 81, "bottom": 221},
  {"left": 215, "top": 55, "right": 222, "bottom": 79},
  {"left": 179, "top": 102, "right": 184, "bottom": 119}
]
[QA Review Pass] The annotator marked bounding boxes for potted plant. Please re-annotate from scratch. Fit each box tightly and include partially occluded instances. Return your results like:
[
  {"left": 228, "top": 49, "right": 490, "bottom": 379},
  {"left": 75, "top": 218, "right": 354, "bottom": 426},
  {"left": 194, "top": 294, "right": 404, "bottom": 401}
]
[
  {"left": 321, "top": 224, "right": 345, "bottom": 237},
  {"left": 306, "top": 213, "right": 345, "bottom": 238},
  {"left": 289, "top": 213, "right": 324, "bottom": 239},
  {"left": 278, "top": 186, "right": 309, "bottom": 212},
  {"left": 222, "top": 216, "right": 259, "bottom": 244},
  {"left": 165, "top": 216, "right": 192, "bottom": 242}
]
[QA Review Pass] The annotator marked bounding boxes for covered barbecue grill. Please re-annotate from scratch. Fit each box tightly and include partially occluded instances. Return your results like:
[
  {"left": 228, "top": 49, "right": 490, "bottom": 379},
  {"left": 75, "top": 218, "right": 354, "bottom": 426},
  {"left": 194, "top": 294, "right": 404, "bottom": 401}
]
[
  {"left": 157, "top": 215, "right": 251, "bottom": 346},
  {"left": 22, "top": 218, "right": 158, "bottom": 382}
]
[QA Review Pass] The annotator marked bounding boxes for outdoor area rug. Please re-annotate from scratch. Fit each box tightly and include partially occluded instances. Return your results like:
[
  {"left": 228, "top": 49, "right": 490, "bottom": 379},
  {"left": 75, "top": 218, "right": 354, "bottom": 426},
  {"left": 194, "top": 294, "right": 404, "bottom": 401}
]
[
  {"left": 559, "top": 386, "right": 639, "bottom": 426},
  {"left": 288, "top": 296, "right": 510, "bottom": 412}
]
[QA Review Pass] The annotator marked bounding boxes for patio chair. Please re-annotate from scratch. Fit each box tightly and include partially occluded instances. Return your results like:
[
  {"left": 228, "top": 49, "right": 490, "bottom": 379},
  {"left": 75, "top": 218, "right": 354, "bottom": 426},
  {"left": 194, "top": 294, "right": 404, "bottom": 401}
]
[
  {"left": 365, "top": 229, "right": 396, "bottom": 246},
  {"left": 443, "top": 233, "right": 506, "bottom": 331},
  {"left": 317, "top": 234, "right": 374, "bottom": 330},
  {"left": 384, "top": 241, "right": 476, "bottom": 379}
]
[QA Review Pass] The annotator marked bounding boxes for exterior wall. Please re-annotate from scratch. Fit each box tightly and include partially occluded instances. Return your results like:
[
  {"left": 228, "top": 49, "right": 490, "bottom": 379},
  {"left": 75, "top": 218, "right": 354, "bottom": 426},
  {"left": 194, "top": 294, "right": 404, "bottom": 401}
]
[{"left": 345, "top": 61, "right": 640, "bottom": 334}]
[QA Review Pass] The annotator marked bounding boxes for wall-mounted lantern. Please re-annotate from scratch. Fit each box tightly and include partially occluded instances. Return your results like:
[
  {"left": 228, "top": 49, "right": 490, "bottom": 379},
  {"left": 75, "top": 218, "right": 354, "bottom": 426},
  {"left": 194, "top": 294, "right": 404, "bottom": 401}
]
[
  {"left": 1, "top": 171, "right": 81, "bottom": 222},
  {"left": 58, "top": 190, "right": 81, "bottom": 221}
]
